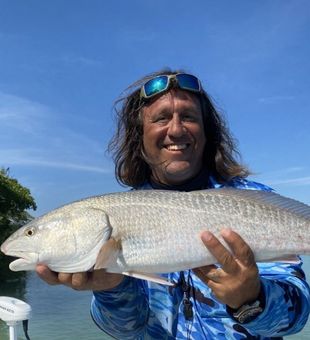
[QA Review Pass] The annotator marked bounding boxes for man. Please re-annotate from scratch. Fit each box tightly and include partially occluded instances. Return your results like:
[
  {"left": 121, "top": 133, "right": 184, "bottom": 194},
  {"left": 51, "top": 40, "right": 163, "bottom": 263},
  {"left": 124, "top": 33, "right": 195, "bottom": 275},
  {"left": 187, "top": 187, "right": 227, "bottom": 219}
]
[{"left": 37, "top": 70, "right": 310, "bottom": 339}]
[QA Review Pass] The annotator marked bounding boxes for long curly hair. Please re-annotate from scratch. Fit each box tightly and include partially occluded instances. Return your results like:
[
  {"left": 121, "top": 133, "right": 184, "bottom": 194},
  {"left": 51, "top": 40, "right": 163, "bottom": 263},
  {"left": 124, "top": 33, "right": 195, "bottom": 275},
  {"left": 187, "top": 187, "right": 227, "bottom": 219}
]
[{"left": 108, "top": 68, "right": 250, "bottom": 187}]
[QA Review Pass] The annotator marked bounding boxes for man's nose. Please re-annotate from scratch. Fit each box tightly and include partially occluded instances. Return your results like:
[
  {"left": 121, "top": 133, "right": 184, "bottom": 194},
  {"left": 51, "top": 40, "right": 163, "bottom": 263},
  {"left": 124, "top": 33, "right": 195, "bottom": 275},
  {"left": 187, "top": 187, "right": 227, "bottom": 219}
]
[{"left": 167, "top": 116, "right": 186, "bottom": 137}]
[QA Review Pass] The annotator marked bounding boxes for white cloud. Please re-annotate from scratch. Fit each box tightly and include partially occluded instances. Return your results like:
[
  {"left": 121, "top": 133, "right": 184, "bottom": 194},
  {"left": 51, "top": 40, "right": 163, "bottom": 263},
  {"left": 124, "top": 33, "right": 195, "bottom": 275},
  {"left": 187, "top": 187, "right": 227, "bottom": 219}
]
[
  {"left": 267, "top": 176, "right": 310, "bottom": 186},
  {"left": 61, "top": 55, "right": 104, "bottom": 67},
  {"left": 1, "top": 156, "right": 110, "bottom": 174},
  {"left": 0, "top": 92, "right": 50, "bottom": 134},
  {"left": 0, "top": 91, "right": 112, "bottom": 174},
  {"left": 255, "top": 167, "right": 310, "bottom": 187},
  {"left": 258, "top": 167, "right": 305, "bottom": 176},
  {"left": 258, "top": 95, "right": 295, "bottom": 104}
]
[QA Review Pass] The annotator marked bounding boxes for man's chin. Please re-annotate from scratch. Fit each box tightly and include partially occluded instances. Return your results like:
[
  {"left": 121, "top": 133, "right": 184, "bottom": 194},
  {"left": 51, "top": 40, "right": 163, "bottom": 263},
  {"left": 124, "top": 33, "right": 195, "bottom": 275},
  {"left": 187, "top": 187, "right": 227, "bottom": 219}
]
[{"left": 163, "top": 165, "right": 195, "bottom": 184}]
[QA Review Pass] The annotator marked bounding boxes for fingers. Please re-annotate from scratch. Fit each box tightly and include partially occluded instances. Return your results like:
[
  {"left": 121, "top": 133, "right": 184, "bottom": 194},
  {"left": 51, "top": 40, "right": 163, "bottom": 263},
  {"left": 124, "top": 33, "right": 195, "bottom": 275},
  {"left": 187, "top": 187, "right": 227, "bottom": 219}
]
[
  {"left": 201, "top": 229, "right": 256, "bottom": 270},
  {"left": 36, "top": 265, "right": 88, "bottom": 290},
  {"left": 36, "top": 264, "right": 60, "bottom": 285},
  {"left": 194, "top": 265, "right": 224, "bottom": 289},
  {"left": 220, "top": 228, "right": 256, "bottom": 267},
  {"left": 194, "top": 264, "right": 221, "bottom": 280},
  {"left": 72, "top": 272, "right": 89, "bottom": 289},
  {"left": 200, "top": 230, "right": 238, "bottom": 274},
  {"left": 36, "top": 264, "right": 124, "bottom": 291},
  {"left": 199, "top": 229, "right": 261, "bottom": 308},
  {"left": 58, "top": 272, "right": 89, "bottom": 290}
]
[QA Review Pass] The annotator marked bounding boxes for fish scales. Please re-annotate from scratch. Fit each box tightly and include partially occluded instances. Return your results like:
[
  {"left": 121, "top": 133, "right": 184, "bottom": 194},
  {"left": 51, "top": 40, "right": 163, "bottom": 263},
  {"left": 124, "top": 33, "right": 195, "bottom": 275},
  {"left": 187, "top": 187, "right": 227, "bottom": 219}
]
[
  {"left": 82, "top": 189, "right": 309, "bottom": 272},
  {"left": 1, "top": 188, "right": 310, "bottom": 274}
]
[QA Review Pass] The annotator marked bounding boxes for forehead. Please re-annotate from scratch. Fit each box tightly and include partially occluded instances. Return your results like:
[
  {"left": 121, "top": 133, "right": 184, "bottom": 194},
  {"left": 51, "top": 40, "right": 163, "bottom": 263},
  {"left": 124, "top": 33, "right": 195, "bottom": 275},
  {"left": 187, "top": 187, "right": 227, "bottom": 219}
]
[{"left": 142, "top": 89, "right": 201, "bottom": 115}]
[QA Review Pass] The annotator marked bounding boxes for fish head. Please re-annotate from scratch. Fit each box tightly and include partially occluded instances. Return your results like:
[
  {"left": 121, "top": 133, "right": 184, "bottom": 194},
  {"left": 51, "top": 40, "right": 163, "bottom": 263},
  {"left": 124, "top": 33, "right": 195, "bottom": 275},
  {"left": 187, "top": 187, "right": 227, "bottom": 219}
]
[
  {"left": 1, "top": 218, "right": 46, "bottom": 271},
  {"left": 1, "top": 204, "right": 112, "bottom": 272}
]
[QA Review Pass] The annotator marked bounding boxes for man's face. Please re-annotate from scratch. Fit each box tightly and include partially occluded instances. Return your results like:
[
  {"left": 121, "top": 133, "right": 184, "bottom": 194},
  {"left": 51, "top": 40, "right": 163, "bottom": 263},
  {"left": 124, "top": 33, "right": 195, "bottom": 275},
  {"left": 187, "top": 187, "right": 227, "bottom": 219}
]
[{"left": 142, "top": 89, "right": 206, "bottom": 185}]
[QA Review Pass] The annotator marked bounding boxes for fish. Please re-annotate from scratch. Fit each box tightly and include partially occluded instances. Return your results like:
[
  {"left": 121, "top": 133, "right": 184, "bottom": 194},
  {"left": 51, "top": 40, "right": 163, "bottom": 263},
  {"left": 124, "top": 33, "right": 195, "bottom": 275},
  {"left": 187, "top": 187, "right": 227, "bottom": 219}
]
[{"left": 1, "top": 188, "right": 310, "bottom": 285}]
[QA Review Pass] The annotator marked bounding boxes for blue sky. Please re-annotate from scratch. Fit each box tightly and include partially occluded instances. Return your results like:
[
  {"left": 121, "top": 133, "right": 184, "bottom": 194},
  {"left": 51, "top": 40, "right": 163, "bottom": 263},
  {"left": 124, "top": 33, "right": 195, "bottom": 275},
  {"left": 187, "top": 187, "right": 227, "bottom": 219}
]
[{"left": 0, "top": 0, "right": 309, "bottom": 216}]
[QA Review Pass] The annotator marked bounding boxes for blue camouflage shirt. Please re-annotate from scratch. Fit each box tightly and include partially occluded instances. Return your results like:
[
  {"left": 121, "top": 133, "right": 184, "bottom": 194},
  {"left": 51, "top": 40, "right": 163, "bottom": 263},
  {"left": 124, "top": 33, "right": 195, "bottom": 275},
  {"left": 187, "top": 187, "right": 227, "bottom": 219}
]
[{"left": 91, "top": 177, "right": 310, "bottom": 339}]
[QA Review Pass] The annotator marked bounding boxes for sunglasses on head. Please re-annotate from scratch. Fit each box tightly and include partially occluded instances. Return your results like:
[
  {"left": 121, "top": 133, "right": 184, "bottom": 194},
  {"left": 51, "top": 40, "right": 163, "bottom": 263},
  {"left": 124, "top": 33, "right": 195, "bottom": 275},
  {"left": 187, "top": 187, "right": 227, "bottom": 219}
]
[{"left": 140, "top": 73, "right": 201, "bottom": 100}]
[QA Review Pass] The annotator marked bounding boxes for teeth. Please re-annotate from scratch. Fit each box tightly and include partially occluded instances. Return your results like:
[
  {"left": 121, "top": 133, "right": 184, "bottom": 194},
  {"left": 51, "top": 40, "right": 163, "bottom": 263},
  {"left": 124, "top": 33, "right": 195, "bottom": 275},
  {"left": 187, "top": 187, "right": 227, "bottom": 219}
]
[{"left": 166, "top": 144, "right": 187, "bottom": 151}]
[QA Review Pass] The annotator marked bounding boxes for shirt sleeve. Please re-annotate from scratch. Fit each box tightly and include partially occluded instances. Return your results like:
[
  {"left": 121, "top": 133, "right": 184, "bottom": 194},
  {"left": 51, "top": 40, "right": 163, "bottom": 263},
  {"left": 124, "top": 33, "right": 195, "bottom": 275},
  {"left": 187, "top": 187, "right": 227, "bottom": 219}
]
[
  {"left": 90, "top": 276, "right": 149, "bottom": 339},
  {"left": 240, "top": 260, "right": 310, "bottom": 337}
]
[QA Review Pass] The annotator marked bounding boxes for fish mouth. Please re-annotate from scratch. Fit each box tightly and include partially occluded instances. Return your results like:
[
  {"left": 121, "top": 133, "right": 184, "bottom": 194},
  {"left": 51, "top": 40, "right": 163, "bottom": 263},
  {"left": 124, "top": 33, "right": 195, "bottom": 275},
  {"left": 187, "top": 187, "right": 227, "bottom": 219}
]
[
  {"left": 1, "top": 240, "right": 39, "bottom": 271},
  {"left": 2, "top": 250, "right": 39, "bottom": 271}
]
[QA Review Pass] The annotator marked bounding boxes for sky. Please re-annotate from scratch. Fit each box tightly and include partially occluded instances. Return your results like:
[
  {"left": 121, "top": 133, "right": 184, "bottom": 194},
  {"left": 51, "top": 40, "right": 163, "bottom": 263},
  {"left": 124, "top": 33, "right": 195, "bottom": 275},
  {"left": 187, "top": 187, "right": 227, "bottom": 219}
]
[{"left": 0, "top": 0, "right": 309, "bottom": 217}]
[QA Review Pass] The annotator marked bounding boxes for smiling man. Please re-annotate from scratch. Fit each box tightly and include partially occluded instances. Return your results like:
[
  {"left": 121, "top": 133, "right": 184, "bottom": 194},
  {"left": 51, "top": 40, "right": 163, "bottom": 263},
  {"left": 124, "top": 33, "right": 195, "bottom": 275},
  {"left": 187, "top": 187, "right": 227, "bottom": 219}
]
[
  {"left": 142, "top": 88, "right": 206, "bottom": 185},
  {"left": 37, "top": 69, "right": 310, "bottom": 339}
]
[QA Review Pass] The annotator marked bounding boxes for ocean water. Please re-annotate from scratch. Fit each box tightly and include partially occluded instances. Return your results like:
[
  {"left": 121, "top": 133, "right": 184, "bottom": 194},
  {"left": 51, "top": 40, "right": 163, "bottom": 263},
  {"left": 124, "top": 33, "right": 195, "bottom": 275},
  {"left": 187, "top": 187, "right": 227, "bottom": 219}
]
[{"left": 1, "top": 257, "right": 309, "bottom": 340}]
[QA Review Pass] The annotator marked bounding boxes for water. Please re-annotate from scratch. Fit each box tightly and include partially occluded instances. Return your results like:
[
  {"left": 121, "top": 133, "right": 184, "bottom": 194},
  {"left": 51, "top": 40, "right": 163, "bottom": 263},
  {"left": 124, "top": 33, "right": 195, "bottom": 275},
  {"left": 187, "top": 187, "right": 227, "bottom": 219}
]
[
  {"left": 0, "top": 278, "right": 110, "bottom": 340},
  {"left": 1, "top": 257, "right": 310, "bottom": 340}
]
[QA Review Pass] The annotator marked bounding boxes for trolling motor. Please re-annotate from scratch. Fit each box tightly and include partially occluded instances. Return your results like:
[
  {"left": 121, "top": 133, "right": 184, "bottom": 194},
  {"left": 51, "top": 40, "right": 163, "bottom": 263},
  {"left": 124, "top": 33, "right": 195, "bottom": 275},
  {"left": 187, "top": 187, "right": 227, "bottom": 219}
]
[{"left": 0, "top": 296, "right": 31, "bottom": 340}]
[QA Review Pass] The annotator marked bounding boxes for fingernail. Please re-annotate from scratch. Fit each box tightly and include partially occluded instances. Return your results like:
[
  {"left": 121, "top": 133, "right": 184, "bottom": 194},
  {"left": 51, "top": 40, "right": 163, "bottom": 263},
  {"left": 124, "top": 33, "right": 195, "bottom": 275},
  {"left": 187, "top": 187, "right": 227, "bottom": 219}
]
[
  {"left": 201, "top": 231, "right": 212, "bottom": 242},
  {"left": 221, "top": 228, "right": 232, "bottom": 238}
]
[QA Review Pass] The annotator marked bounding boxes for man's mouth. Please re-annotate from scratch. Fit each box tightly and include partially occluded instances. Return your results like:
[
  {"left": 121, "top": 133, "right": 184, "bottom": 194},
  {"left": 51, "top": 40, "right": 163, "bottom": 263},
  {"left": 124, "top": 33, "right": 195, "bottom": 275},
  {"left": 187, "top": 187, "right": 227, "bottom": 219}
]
[{"left": 165, "top": 144, "right": 189, "bottom": 151}]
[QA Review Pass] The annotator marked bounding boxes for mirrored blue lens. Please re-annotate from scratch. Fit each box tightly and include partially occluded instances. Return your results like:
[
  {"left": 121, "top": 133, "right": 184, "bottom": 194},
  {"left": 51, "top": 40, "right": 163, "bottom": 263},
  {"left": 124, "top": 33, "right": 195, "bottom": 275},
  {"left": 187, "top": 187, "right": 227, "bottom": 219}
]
[
  {"left": 176, "top": 74, "right": 200, "bottom": 91},
  {"left": 143, "top": 76, "right": 169, "bottom": 97}
]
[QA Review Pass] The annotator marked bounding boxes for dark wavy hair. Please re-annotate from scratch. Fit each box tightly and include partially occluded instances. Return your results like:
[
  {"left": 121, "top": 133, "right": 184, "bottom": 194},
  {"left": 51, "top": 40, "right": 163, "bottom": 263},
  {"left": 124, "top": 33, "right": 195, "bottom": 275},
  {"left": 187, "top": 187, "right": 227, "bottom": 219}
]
[{"left": 108, "top": 68, "right": 250, "bottom": 187}]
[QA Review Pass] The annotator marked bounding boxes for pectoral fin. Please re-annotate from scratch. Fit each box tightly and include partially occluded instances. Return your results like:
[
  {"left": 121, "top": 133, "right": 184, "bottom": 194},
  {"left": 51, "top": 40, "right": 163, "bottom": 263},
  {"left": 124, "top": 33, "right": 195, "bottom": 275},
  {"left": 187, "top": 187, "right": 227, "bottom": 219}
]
[
  {"left": 121, "top": 271, "right": 175, "bottom": 286},
  {"left": 94, "top": 238, "right": 121, "bottom": 270}
]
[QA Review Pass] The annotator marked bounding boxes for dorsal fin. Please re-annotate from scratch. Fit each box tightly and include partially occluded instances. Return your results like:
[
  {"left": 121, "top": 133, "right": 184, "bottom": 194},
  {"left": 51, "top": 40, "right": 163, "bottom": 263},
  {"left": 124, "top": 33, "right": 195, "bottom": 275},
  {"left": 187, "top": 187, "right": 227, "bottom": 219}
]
[{"left": 197, "top": 188, "right": 310, "bottom": 220}]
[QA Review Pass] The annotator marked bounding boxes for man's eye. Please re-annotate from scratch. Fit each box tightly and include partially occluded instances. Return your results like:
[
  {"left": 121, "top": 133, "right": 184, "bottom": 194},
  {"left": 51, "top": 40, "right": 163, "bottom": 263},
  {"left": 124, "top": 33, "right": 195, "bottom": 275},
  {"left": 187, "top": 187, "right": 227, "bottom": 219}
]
[
  {"left": 154, "top": 116, "right": 168, "bottom": 123},
  {"left": 180, "top": 110, "right": 199, "bottom": 121},
  {"left": 182, "top": 115, "right": 196, "bottom": 122}
]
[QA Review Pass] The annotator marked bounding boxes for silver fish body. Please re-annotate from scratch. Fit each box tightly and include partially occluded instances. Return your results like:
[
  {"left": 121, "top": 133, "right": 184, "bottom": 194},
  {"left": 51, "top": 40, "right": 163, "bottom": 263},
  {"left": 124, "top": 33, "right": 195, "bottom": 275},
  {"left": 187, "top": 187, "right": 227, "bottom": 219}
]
[{"left": 1, "top": 188, "right": 310, "bottom": 274}]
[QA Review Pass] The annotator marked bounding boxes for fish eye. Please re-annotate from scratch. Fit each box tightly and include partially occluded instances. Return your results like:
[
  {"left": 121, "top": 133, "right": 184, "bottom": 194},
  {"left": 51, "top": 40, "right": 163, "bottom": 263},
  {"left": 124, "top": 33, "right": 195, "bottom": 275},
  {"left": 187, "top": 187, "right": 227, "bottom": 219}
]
[{"left": 24, "top": 227, "right": 36, "bottom": 237}]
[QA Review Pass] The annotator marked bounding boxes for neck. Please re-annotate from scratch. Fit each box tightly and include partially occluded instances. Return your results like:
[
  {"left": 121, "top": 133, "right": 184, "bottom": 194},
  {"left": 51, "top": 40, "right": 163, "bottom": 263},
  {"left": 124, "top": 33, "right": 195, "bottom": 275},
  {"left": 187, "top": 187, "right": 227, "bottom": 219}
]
[{"left": 150, "top": 169, "right": 210, "bottom": 191}]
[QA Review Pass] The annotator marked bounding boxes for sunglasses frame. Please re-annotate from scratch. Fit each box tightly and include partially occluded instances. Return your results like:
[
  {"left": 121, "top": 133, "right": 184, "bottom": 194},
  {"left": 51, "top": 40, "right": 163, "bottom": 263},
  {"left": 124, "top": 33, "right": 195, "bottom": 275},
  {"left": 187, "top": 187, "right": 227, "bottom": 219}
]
[{"left": 140, "top": 73, "right": 202, "bottom": 100}]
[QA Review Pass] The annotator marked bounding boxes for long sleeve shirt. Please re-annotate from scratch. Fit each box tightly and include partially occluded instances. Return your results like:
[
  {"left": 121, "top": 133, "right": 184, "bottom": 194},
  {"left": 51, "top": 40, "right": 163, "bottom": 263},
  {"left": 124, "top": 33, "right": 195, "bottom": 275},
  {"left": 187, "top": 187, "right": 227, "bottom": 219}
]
[{"left": 90, "top": 177, "right": 310, "bottom": 339}]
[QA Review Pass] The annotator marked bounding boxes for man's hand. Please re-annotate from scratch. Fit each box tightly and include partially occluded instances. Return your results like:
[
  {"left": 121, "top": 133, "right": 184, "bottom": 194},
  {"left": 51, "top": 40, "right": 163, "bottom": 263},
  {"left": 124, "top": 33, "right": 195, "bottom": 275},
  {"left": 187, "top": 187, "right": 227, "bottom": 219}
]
[
  {"left": 36, "top": 264, "right": 124, "bottom": 291},
  {"left": 194, "top": 228, "right": 261, "bottom": 309}
]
